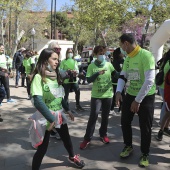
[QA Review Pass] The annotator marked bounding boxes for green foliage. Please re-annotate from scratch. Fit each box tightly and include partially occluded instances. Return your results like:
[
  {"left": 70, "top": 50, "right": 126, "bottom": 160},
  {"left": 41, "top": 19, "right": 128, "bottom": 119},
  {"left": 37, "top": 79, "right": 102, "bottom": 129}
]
[
  {"left": 46, "top": 11, "right": 73, "bottom": 39},
  {"left": 151, "top": 5, "right": 170, "bottom": 25},
  {"left": 1, "top": 0, "right": 170, "bottom": 54}
]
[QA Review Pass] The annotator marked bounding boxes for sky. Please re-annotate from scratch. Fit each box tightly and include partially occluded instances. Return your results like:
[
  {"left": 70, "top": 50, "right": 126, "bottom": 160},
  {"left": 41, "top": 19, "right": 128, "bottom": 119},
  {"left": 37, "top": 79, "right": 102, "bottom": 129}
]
[{"left": 45, "top": 0, "right": 74, "bottom": 11}]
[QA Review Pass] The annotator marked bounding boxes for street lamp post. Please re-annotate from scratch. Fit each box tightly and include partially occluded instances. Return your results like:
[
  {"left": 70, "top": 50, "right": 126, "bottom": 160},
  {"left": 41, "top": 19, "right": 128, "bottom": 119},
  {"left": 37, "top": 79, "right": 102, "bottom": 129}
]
[
  {"left": 51, "top": 0, "right": 53, "bottom": 39},
  {"left": 31, "top": 28, "right": 36, "bottom": 50},
  {"left": 51, "top": 0, "right": 57, "bottom": 39}
]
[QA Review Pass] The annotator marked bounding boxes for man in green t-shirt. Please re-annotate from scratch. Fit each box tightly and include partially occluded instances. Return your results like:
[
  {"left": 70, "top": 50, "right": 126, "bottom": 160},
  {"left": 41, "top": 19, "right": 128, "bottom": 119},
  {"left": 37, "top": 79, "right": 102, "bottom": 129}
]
[{"left": 116, "top": 33, "right": 155, "bottom": 167}]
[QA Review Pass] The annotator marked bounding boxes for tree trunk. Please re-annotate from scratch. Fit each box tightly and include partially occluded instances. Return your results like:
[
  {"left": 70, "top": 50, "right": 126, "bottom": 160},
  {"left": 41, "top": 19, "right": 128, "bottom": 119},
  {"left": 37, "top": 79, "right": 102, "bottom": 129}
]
[
  {"left": 0, "top": 10, "right": 5, "bottom": 45},
  {"left": 94, "top": 27, "right": 97, "bottom": 47},
  {"left": 12, "top": 13, "right": 19, "bottom": 57},
  {"left": 100, "top": 30, "right": 107, "bottom": 46},
  {"left": 73, "top": 25, "right": 82, "bottom": 53}
]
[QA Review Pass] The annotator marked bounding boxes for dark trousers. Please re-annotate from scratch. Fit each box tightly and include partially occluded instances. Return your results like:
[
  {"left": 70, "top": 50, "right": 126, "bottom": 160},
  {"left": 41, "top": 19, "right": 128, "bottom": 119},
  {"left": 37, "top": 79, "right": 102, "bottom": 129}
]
[
  {"left": 21, "top": 73, "right": 26, "bottom": 87},
  {"left": 63, "top": 83, "right": 80, "bottom": 106},
  {"left": 0, "top": 85, "right": 5, "bottom": 104},
  {"left": 1, "top": 76, "right": 10, "bottom": 99},
  {"left": 84, "top": 97, "right": 112, "bottom": 141},
  {"left": 15, "top": 68, "right": 20, "bottom": 86},
  {"left": 121, "top": 93, "right": 155, "bottom": 154},
  {"left": 32, "top": 124, "right": 74, "bottom": 170},
  {"left": 26, "top": 77, "right": 31, "bottom": 95},
  {"left": 111, "top": 84, "right": 125, "bottom": 111}
]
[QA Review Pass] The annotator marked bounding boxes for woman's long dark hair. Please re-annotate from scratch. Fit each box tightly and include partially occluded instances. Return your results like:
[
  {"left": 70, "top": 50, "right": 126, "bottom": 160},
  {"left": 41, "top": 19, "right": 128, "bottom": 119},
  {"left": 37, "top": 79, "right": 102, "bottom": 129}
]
[
  {"left": 93, "top": 46, "right": 103, "bottom": 55},
  {"left": 65, "top": 48, "right": 74, "bottom": 59},
  {"left": 31, "top": 48, "right": 62, "bottom": 84}
]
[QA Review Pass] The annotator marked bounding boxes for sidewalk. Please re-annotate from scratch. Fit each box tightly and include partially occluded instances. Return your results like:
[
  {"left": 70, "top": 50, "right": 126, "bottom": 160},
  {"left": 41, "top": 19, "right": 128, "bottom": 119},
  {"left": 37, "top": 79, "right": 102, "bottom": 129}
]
[{"left": 0, "top": 79, "right": 170, "bottom": 170}]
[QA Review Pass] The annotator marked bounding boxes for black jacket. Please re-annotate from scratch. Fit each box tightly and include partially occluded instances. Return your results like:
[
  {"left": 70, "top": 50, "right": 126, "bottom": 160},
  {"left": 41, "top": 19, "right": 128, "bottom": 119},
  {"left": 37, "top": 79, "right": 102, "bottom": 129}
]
[{"left": 13, "top": 51, "right": 24, "bottom": 69}]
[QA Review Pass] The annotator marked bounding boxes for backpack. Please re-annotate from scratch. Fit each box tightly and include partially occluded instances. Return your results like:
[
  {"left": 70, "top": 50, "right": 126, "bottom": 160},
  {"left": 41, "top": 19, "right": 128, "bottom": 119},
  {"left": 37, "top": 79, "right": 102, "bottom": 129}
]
[
  {"left": 155, "top": 52, "right": 170, "bottom": 86},
  {"left": 155, "top": 71, "right": 164, "bottom": 86}
]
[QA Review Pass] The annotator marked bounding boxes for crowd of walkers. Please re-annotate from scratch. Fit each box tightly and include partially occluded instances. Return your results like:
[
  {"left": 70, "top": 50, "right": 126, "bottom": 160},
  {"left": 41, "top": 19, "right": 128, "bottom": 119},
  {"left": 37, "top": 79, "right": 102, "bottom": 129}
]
[{"left": 0, "top": 33, "right": 170, "bottom": 169}]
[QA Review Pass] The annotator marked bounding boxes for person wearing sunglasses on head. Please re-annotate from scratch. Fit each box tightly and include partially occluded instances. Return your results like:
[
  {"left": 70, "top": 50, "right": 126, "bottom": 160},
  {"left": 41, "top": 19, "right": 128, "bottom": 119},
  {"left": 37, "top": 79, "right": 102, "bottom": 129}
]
[
  {"left": 48, "top": 41, "right": 62, "bottom": 140},
  {"left": 48, "top": 41, "right": 61, "bottom": 59}
]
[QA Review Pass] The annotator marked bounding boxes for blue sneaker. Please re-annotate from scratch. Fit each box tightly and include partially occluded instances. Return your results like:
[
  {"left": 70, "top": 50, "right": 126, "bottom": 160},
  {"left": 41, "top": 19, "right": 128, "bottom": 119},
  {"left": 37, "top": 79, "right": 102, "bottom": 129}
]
[
  {"left": 7, "top": 99, "right": 16, "bottom": 103},
  {"left": 0, "top": 103, "right": 2, "bottom": 106}
]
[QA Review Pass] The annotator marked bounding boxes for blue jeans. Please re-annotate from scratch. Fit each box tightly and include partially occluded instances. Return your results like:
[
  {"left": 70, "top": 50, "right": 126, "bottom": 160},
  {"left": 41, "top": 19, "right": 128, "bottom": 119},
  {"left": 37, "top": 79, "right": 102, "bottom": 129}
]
[
  {"left": 15, "top": 68, "right": 20, "bottom": 86},
  {"left": 159, "top": 87, "right": 165, "bottom": 123}
]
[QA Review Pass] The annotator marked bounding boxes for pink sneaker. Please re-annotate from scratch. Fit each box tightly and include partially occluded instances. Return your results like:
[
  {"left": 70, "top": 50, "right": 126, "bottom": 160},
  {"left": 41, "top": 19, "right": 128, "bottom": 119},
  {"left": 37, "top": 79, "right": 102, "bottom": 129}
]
[
  {"left": 80, "top": 140, "right": 90, "bottom": 149},
  {"left": 100, "top": 136, "right": 110, "bottom": 144},
  {"left": 68, "top": 154, "right": 85, "bottom": 168}
]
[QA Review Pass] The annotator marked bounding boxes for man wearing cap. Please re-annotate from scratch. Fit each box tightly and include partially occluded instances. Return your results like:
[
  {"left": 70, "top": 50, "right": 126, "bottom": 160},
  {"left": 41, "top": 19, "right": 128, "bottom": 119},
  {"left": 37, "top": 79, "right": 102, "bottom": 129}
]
[{"left": 13, "top": 47, "right": 26, "bottom": 88}]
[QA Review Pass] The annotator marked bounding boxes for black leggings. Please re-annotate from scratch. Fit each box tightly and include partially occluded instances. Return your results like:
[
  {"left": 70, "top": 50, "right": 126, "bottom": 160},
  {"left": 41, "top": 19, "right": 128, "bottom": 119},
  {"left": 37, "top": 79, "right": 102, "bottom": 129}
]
[
  {"left": 26, "top": 77, "right": 31, "bottom": 95},
  {"left": 63, "top": 83, "right": 80, "bottom": 106},
  {"left": 32, "top": 124, "right": 74, "bottom": 170},
  {"left": 1, "top": 76, "right": 10, "bottom": 99}
]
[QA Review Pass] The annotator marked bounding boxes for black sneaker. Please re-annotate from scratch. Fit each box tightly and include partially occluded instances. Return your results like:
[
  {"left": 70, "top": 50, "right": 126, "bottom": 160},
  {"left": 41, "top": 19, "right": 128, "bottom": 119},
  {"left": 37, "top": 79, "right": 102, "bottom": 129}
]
[
  {"left": 50, "top": 130, "right": 61, "bottom": 139},
  {"left": 155, "top": 129, "right": 163, "bottom": 141},
  {"left": 75, "top": 105, "right": 85, "bottom": 111},
  {"left": 163, "top": 128, "right": 170, "bottom": 137},
  {"left": 68, "top": 154, "right": 85, "bottom": 168}
]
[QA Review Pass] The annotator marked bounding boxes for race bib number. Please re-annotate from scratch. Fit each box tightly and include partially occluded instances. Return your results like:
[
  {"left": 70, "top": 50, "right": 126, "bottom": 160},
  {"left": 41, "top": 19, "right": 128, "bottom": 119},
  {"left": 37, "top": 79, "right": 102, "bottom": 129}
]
[
  {"left": 127, "top": 69, "right": 140, "bottom": 80},
  {"left": 48, "top": 85, "right": 65, "bottom": 98}
]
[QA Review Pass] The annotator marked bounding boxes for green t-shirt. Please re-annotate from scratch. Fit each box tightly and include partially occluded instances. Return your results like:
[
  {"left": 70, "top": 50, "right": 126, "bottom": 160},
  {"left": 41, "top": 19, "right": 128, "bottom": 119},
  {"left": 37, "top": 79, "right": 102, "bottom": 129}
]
[
  {"left": 23, "top": 57, "right": 35, "bottom": 76},
  {"left": 160, "top": 61, "right": 170, "bottom": 89},
  {"left": 0, "top": 54, "right": 7, "bottom": 69},
  {"left": 122, "top": 49, "right": 156, "bottom": 96},
  {"left": 31, "top": 74, "right": 65, "bottom": 111},
  {"left": 59, "top": 58, "right": 79, "bottom": 84},
  {"left": 86, "top": 62, "right": 114, "bottom": 98}
]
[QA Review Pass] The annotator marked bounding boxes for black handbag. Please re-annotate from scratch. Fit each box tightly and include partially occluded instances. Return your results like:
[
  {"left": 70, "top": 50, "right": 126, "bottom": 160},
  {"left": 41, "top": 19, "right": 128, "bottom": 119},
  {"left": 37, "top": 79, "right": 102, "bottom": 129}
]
[{"left": 155, "top": 70, "right": 164, "bottom": 86}]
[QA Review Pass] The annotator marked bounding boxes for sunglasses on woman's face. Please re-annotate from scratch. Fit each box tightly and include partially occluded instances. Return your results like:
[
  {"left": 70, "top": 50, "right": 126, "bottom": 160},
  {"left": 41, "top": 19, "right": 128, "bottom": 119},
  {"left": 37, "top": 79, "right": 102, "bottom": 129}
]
[{"left": 54, "top": 47, "right": 61, "bottom": 53}]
